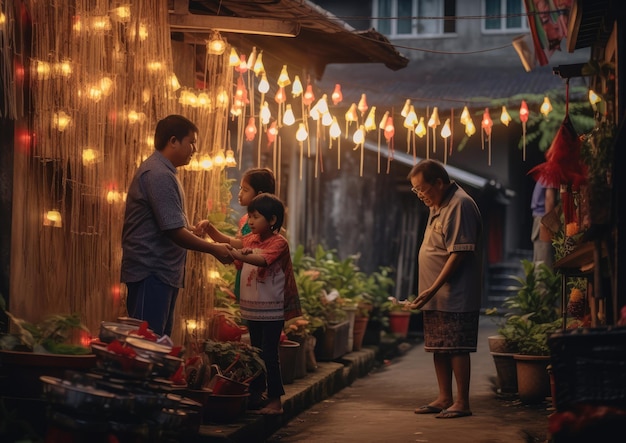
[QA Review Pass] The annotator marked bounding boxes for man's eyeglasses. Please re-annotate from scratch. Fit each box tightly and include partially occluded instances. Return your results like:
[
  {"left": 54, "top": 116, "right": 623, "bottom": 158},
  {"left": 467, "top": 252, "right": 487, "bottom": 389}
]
[{"left": 411, "top": 184, "right": 432, "bottom": 195}]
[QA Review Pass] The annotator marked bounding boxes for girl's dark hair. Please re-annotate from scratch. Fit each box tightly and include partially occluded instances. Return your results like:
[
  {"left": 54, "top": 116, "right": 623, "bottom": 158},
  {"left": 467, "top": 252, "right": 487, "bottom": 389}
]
[
  {"left": 154, "top": 115, "right": 198, "bottom": 151},
  {"left": 243, "top": 168, "right": 276, "bottom": 194},
  {"left": 248, "top": 194, "right": 284, "bottom": 233}
]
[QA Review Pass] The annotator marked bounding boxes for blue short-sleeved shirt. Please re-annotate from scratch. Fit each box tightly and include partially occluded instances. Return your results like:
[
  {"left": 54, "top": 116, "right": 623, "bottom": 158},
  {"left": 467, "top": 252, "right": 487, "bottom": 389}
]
[{"left": 121, "top": 151, "right": 189, "bottom": 288}]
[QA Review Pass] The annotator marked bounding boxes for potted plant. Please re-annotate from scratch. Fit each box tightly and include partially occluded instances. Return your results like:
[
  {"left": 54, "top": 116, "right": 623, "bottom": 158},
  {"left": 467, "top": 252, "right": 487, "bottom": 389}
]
[
  {"left": 0, "top": 299, "right": 95, "bottom": 399},
  {"left": 360, "top": 266, "right": 395, "bottom": 346},
  {"left": 493, "top": 260, "right": 562, "bottom": 403},
  {"left": 382, "top": 295, "right": 417, "bottom": 339}
]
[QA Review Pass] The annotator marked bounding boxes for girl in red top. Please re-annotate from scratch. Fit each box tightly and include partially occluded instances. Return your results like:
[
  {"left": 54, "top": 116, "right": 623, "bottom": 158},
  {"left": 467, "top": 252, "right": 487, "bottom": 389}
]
[{"left": 227, "top": 193, "right": 301, "bottom": 414}]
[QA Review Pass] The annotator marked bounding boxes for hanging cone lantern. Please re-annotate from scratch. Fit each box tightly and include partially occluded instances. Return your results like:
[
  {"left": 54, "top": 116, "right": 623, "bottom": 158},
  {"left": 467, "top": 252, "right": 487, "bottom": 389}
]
[
  {"left": 274, "top": 85, "right": 286, "bottom": 104},
  {"left": 302, "top": 83, "right": 315, "bottom": 106},
  {"left": 291, "top": 75, "right": 303, "bottom": 97},
  {"left": 357, "top": 93, "right": 368, "bottom": 116},
  {"left": 364, "top": 106, "right": 377, "bottom": 131},
  {"left": 519, "top": 100, "right": 529, "bottom": 160},
  {"left": 428, "top": 107, "right": 440, "bottom": 153},
  {"left": 460, "top": 106, "right": 470, "bottom": 125},
  {"left": 500, "top": 106, "right": 512, "bottom": 126},
  {"left": 384, "top": 115, "right": 395, "bottom": 142},
  {"left": 277, "top": 65, "right": 291, "bottom": 87},
  {"left": 481, "top": 108, "right": 493, "bottom": 165},
  {"left": 540, "top": 96, "right": 553, "bottom": 117},
  {"left": 441, "top": 118, "right": 451, "bottom": 164},
  {"left": 415, "top": 117, "right": 426, "bottom": 138},
  {"left": 331, "top": 84, "right": 343, "bottom": 105},
  {"left": 465, "top": 117, "right": 476, "bottom": 137},
  {"left": 266, "top": 121, "right": 278, "bottom": 147},
  {"left": 245, "top": 117, "right": 257, "bottom": 141},
  {"left": 400, "top": 99, "right": 411, "bottom": 117},
  {"left": 344, "top": 103, "right": 358, "bottom": 138}
]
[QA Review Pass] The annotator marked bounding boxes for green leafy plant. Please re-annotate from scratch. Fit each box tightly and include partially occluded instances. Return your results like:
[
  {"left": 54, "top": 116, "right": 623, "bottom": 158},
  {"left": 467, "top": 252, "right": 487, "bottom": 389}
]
[
  {"left": 494, "top": 259, "right": 562, "bottom": 355},
  {"left": 203, "top": 339, "right": 266, "bottom": 382},
  {"left": 0, "top": 298, "right": 91, "bottom": 355}
]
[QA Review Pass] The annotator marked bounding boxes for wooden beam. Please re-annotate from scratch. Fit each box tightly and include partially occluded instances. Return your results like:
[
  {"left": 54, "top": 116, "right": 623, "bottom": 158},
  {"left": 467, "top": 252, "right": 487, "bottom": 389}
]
[{"left": 169, "top": 14, "right": 301, "bottom": 37}]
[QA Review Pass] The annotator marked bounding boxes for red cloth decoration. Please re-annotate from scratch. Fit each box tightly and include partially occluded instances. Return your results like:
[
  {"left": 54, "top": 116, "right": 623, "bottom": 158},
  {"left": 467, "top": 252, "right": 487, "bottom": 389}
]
[
  {"left": 130, "top": 321, "right": 158, "bottom": 341},
  {"left": 528, "top": 114, "right": 587, "bottom": 190}
]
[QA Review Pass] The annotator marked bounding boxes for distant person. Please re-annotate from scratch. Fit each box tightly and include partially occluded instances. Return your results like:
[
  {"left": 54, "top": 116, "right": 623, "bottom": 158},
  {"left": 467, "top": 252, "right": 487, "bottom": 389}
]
[
  {"left": 195, "top": 168, "right": 276, "bottom": 299},
  {"left": 121, "top": 114, "right": 232, "bottom": 337},
  {"left": 405, "top": 159, "right": 483, "bottom": 419},
  {"left": 530, "top": 180, "right": 556, "bottom": 268},
  {"left": 226, "top": 193, "right": 301, "bottom": 415}
]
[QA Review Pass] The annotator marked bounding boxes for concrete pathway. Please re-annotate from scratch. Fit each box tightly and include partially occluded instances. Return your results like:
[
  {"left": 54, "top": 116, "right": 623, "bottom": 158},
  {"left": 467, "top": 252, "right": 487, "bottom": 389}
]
[{"left": 267, "top": 316, "right": 551, "bottom": 443}]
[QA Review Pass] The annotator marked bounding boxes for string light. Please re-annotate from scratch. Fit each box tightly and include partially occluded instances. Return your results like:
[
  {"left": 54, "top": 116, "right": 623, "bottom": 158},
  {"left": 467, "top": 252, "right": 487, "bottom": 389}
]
[
  {"left": 540, "top": 96, "right": 553, "bottom": 117},
  {"left": 500, "top": 106, "right": 512, "bottom": 126}
]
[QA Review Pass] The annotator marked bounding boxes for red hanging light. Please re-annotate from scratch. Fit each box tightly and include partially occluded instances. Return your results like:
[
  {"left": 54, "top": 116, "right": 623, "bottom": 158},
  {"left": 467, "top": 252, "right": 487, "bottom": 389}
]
[
  {"left": 274, "top": 86, "right": 286, "bottom": 104},
  {"left": 303, "top": 84, "right": 315, "bottom": 106},
  {"left": 331, "top": 84, "right": 343, "bottom": 105},
  {"left": 481, "top": 108, "right": 493, "bottom": 165},
  {"left": 520, "top": 100, "right": 529, "bottom": 161},
  {"left": 245, "top": 117, "right": 257, "bottom": 141}
]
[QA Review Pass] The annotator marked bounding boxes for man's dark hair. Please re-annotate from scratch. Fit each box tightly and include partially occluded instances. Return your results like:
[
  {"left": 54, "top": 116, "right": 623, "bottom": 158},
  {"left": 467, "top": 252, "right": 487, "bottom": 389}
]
[
  {"left": 154, "top": 115, "right": 198, "bottom": 151},
  {"left": 407, "top": 159, "right": 451, "bottom": 185},
  {"left": 248, "top": 194, "right": 285, "bottom": 232}
]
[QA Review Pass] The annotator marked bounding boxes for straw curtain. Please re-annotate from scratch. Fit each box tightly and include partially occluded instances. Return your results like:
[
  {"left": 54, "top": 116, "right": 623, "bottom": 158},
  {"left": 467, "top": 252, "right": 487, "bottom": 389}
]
[{"left": 9, "top": 0, "right": 233, "bottom": 344}]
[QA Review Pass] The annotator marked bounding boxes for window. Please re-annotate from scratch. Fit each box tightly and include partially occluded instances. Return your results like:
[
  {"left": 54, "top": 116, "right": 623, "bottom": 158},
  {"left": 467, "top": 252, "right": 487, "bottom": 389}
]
[
  {"left": 373, "top": 0, "right": 456, "bottom": 38},
  {"left": 483, "top": 0, "right": 528, "bottom": 33}
]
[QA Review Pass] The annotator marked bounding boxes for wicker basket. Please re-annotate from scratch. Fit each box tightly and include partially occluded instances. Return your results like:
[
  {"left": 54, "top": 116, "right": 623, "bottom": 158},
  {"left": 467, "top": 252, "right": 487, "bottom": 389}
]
[{"left": 548, "top": 327, "right": 626, "bottom": 411}]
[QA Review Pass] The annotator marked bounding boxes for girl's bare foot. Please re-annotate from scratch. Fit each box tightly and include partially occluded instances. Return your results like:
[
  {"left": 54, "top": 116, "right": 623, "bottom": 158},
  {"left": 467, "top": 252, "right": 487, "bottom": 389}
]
[{"left": 254, "top": 397, "right": 283, "bottom": 415}]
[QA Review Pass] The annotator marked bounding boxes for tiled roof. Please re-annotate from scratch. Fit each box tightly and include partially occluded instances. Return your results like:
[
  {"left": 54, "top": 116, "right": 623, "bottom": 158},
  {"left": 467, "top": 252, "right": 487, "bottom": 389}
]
[{"left": 317, "top": 52, "right": 590, "bottom": 111}]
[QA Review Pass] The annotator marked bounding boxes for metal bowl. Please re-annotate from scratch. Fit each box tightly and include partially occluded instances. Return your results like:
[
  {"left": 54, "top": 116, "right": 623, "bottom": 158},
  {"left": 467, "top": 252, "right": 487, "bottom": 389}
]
[
  {"left": 40, "top": 375, "right": 118, "bottom": 413},
  {"left": 90, "top": 343, "right": 154, "bottom": 378},
  {"left": 125, "top": 336, "right": 172, "bottom": 364},
  {"left": 99, "top": 322, "right": 138, "bottom": 343}
]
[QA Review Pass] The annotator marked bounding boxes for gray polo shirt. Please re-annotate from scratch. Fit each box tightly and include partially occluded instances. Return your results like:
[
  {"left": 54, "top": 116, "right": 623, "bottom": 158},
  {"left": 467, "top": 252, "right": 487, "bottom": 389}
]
[
  {"left": 121, "top": 151, "right": 189, "bottom": 288},
  {"left": 418, "top": 182, "right": 483, "bottom": 312}
]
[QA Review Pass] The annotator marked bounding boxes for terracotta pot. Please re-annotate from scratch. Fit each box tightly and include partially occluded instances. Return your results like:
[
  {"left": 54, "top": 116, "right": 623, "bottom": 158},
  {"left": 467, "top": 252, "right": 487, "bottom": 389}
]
[
  {"left": 186, "top": 389, "right": 249, "bottom": 424},
  {"left": 289, "top": 335, "right": 308, "bottom": 379},
  {"left": 388, "top": 311, "right": 411, "bottom": 338},
  {"left": 305, "top": 335, "right": 317, "bottom": 372},
  {"left": 352, "top": 316, "right": 369, "bottom": 351},
  {"left": 514, "top": 354, "right": 551, "bottom": 404},
  {"left": 490, "top": 352, "right": 518, "bottom": 394},
  {"left": 210, "top": 374, "right": 249, "bottom": 395},
  {"left": 488, "top": 335, "right": 515, "bottom": 354}
]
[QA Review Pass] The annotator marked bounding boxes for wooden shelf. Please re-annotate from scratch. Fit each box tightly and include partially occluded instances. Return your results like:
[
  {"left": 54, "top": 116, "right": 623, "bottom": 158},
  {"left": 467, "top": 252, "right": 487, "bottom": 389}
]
[{"left": 553, "top": 241, "right": 606, "bottom": 273}]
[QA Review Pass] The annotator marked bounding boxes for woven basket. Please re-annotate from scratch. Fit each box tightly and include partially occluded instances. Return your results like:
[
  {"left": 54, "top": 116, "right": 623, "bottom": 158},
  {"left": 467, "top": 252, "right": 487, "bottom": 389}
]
[{"left": 548, "top": 327, "right": 626, "bottom": 411}]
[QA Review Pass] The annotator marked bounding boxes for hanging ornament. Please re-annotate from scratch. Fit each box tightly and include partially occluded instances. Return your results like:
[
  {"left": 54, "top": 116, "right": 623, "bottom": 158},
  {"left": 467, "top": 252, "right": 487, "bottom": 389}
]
[
  {"left": 540, "top": 96, "right": 553, "bottom": 117},
  {"left": 404, "top": 105, "right": 418, "bottom": 159},
  {"left": 364, "top": 107, "right": 377, "bottom": 132},
  {"left": 428, "top": 107, "right": 440, "bottom": 153},
  {"left": 441, "top": 118, "right": 451, "bottom": 165},
  {"left": 460, "top": 106, "right": 470, "bottom": 125},
  {"left": 329, "top": 116, "right": 342, "bottom": 169},
  {"left": 296, "top": 123, "right": 308, "bottom": 180},
  {"left": 253, "top": 51, "right": 265, "bottom": 76},
  {"left": 331, "top": 84, "right": 343, "bottom": 105},
  {"left": 377, "top": 111, "right": 389, "bottom": 173},
  {"left": 465, "top": 117, "right": 476, "bottom": 137},
  {"left": 277, "top": 65, "right": 291, "bottom": 87},
  {"left": 415, "top": 117, "right": 426, "bottom": 138},
  {"left": 245, "top": 117, "right": 257, "bottom": 141},
  {"left": 228, "top": 48, "right": 239, "bottom": 66},
  {"left": 235, "top": 54, "right": 248, "bottom": 74},
  {"left": 519, "top": 100, "right": 529, "bottom": 161},
  {"left": 500, "top": 105, "right": 512, "bottom": 126},
  {"left": 353, "top": 125, "right": 365, "bottom": 177},
  {"left": 260, "top": 101, "right": 271, "bottom": 125},
  {"left": 283, "top": 105, "right": 295, "bottom": 126},
  {"left": 303, "top": 83, "right": 315, "bottom": 106},
  {"left": 274, "top": 86, "right": 286, "bottom": 104},
  {"left": 357, "top": 93, "right": 368, "bottom": 116},
  {"left": 481, "top": 108, "right": 493, "bottom": 165},
  {"left": 266, "top": 120, "right": 278, "bottom": 147},
  {"left": 400, "top": 99, "right": 411, "bottom": 118},
  {"left": 291, "top": 75, "right": 303, "bottom": 97},
  {"left": 258, "top": 74, "right": 270, "bottom": 94},
  {"left": 384, "top": 116, "right": 395, "bottom": 174},
  {"left": 344, "top": 103, "right": 358, "bottom": 138}
]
